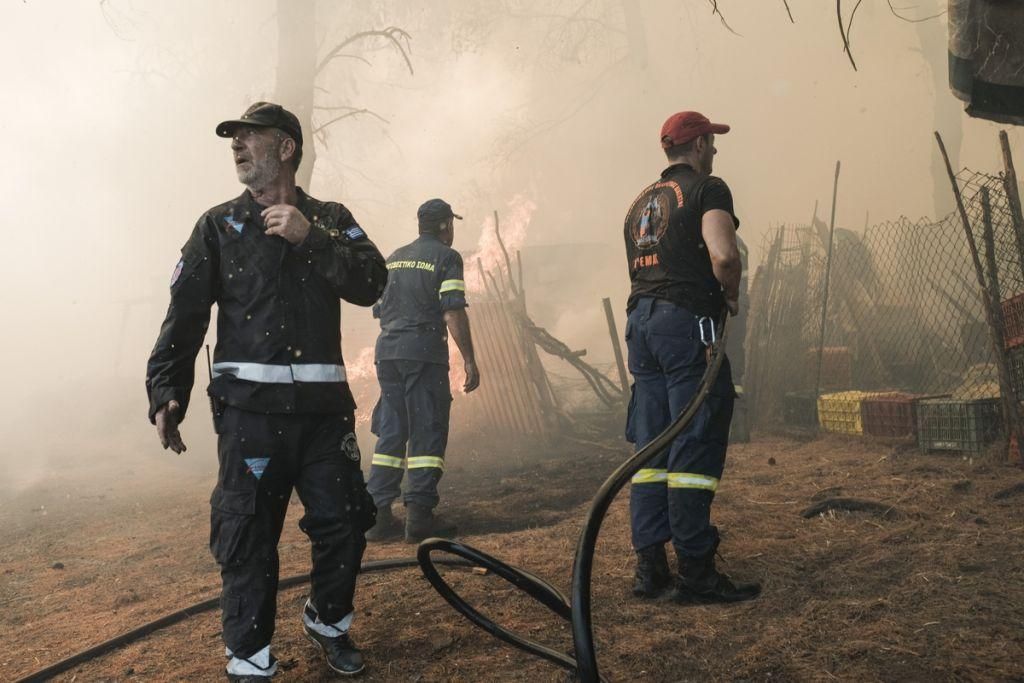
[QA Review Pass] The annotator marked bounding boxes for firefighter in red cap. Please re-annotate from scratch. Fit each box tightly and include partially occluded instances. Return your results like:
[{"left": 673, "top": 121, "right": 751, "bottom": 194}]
[{"left": 622, "top": 111, "right": 761, "bottom": 603}]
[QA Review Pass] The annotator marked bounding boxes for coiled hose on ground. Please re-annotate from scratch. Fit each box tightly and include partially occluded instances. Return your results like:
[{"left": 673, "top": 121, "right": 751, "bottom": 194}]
[{"left": 17, "top": 320, "right": 727, "bottom": 683}]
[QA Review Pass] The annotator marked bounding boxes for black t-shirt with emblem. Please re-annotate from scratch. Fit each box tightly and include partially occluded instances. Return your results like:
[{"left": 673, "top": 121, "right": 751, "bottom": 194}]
[
  {"left": 374, "top": 233, "right": 468, "bottom": 366},
  {"left": 623, "top": 163, "right": 740, "bottom": 317}
]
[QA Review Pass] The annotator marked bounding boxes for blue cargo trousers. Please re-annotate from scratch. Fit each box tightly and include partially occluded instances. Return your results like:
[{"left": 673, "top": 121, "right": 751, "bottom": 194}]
[
  {"left": 625, "top": 296, "right": 735, "bottom": 558},
  {"left": 367, "top": 360, "right": 452, "bottom": 510}
]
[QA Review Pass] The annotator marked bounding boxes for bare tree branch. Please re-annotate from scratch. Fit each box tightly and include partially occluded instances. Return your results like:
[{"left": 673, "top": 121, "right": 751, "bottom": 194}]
[
  {"left": 887, "top": 0, "right": 946, "bottom": 22},
  {"left": 707, "top": 0, "right": 741, "bottom": 36},
  {"left": 846, "top": 0, "right": 866, "bottom": 45},
  {"left": 837, "top": 0, "right": 858, "bottom": 71},
  {"left": 313, "top": 108, "right": 390, "bottom": 135},
  {"left": 316, "top": 27, "right": 413, "bottom": 76}
]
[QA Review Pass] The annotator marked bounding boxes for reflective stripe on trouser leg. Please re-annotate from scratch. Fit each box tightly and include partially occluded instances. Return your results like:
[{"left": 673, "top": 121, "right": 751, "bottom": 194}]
[
  {"left": 667, "top": 390, "right": 733, "bottom": 558},
  {"left": 367, "top": 360, "right": 409, "bottom": 508},
  {"left": 402, "top": 361, "right": 452, "bottom": 510}
]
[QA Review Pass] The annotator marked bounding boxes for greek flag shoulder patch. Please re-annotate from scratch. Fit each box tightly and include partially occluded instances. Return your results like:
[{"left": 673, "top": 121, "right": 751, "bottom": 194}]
[{"left": 344, "top": 225, "right": 366, "bottom": 241}]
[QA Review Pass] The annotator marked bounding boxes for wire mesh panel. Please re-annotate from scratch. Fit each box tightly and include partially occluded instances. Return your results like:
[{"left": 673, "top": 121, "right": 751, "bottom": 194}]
[{"left": 746, "top": 167, "right": 1022, "bottom": 443}]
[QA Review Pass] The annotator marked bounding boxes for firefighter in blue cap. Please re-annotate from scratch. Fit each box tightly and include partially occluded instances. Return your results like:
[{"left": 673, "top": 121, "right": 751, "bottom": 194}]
[
  {"left": 146, "top": 102, "right": 386, "bottom": 680},
  {"left": 364, "top": 198, "right": 480, "bottom": 543},
  {"left": 622, "top": 111, "right": 760, "bottom": 604}
]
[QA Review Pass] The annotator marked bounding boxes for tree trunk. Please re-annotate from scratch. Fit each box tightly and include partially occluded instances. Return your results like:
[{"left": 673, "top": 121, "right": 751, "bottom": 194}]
[
  {"left": 917, "top": 1, "right": 961, "bottom": 219},
  {"left": 276, "top": 0, "right": 317, "bottom": 190}
]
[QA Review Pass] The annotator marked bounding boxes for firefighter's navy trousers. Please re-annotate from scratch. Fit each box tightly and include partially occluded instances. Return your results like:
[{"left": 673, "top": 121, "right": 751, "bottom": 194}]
[
  {"left": 210, "top": 407, "right": 375, "bottom": 659},
  {"left": 367, "top": 360, "right": 452, "bottom": 510},
  {"left": 625, "top": 296, "right": 736, "bottom": 558}
]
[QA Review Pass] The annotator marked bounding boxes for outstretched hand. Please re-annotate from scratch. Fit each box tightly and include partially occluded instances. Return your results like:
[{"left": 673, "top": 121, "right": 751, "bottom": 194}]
[{"left": 155, "top": 400, "right": 187, "bottom": 454}]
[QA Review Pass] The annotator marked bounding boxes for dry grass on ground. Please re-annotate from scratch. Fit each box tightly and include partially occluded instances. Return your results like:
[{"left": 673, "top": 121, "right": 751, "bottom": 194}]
[{"left": 2, "top": 434, "right": 1023, "bottom": 681}]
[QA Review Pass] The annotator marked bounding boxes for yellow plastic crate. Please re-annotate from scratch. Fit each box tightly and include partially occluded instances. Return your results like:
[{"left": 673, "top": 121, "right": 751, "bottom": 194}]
[{"left": 817, "top": 390, "right": 872, "bottom": 435}]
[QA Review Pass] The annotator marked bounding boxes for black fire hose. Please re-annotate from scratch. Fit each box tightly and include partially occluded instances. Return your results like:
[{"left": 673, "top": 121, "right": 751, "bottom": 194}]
[
  {"left": 18, "top": 319, "right": 726, "bottom": 683},
  {"left": 418, "top": 318, "right": 729, "bottom": 682}
]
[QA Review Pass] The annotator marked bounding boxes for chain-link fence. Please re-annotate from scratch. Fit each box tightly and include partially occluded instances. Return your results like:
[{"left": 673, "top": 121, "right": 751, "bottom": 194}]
[{"left": 746, "top": 167, "right": 1024, "bottom": 452}]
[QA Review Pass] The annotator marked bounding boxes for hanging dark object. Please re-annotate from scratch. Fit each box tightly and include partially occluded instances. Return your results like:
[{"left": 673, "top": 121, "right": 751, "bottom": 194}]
[{"left": 948, "top": 0, "right": 1024, "bottom": 125}]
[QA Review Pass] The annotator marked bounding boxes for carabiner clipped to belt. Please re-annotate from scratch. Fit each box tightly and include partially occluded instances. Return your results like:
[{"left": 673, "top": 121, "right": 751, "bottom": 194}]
[{"left": 697, "top": 316, "right": 717, "bottom": 346}]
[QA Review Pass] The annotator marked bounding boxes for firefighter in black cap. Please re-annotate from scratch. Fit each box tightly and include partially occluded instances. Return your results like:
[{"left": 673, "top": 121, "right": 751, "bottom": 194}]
[
  {"left": 146, "top": 102, "right": 387, "bottom": 680},
  {"left": 364, "top": 198, "right": 480, "bottom": 543}
]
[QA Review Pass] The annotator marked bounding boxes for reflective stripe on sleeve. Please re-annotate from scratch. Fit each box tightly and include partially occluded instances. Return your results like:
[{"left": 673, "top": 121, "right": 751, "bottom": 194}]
[
  {"left": 667, "top": 473, "right": 719, "bottom": 491},
  {"left": 211, "top": 362, "right": 347, "bottom": 384},
  {"left": 407, "top": 456, "right": 445, "bottom": 470},
  {"left": 371, "top": 454, "right": 404, "bottom": 468},
  {"left": 631, "top": 468, "right": 668, "bottom": 484},
  {"left": 439, "top": 279, "right": 466, "bottom": 294}
]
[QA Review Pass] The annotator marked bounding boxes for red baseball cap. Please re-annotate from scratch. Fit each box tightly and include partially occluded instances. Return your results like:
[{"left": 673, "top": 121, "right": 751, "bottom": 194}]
[{"left": 660, "top": 111, "right": 730, "bottom": 149}]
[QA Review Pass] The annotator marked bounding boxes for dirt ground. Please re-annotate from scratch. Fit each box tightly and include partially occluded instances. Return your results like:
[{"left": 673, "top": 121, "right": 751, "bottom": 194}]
[{"left": 2, "top": 432, "right": 1024, "bottom": 682}]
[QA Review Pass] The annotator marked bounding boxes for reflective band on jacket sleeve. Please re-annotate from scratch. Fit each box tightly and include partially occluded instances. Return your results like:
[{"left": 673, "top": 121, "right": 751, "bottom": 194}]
[
  {"left": 631, "top": 468, "right": 668, "bottom": 484},
  {"left": 212, "top": 362, "right": 347, "bottom": 384},
  {"left": 407, "top": 456, "right": 445, "bottom": 470},
  {"left": 439, "top": 279, "right": 466, "bottom": 294},
  {"left": 667, "top": 473, "right": 719, "bottom": 491},
  {"left": 372, "top": 453, "right": 404, "bottom": 468}
]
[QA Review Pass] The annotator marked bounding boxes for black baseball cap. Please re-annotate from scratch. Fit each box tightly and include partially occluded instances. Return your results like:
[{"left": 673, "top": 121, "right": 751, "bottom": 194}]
[
  {"left": 216, "top": 102, "right": 303, "bottom": 146},
  {"left": 417, "top": 198, "right": 463, "bottom": 227}
]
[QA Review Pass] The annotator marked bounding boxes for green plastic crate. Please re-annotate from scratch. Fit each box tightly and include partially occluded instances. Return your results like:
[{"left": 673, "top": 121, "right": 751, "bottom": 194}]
[{"left": 916, "top": 398, "right": 1002, "bottom": 454}]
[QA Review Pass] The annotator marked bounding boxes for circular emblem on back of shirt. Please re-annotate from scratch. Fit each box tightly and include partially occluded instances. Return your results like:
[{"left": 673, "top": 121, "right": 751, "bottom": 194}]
[
  {"left": 628, "top": 190, "right": 672, "bottom": 249},
  {"left": 341, "top": 432, "right": 361, "bottom": 463}
]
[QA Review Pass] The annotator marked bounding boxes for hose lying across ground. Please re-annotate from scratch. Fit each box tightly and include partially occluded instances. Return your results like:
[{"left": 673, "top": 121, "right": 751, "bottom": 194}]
[{"left": 18, "top": 321, "right": 727, "bottom": 683}]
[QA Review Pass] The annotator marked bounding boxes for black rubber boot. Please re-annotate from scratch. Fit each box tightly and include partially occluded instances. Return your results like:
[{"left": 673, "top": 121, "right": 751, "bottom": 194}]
[
  {"left": 364, "top": 503, "right": 402, "bottom": 542},
  {"left": 405, "top": 503, "right": 458, "bottom": 544},
  {"left": 671, "top": 542, "right": 761, "bottom": 604},
  {"left": 302, "top": 604, "right": 365, "bottom": 676},
  {"left": 632, "top": 544, "right": 672, "bottom": 598}
]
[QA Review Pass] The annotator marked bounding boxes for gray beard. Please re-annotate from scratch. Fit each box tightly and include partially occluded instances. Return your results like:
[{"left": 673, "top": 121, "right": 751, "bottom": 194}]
[{"left": 237, "top": 157, "right": 282, "bottom": 191}]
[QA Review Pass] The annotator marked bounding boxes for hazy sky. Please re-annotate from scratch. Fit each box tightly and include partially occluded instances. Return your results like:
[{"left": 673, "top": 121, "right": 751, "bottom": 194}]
[{"left": 2, "top": 0, "right": 1021, "bottom": 485}]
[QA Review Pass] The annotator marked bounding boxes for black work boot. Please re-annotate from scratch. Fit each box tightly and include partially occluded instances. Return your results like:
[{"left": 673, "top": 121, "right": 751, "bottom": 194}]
[
  {"left": 404, "top": 503, "right": 458, "bottom": 543},
  {"left": 364, "top": 503, "right": 402, "bottom": 542},
  {"left": 632, "top": 544, "right": 672, "bottom": 598},
  {"left": 302, "top": 602, "right": 365, "bottom": 676},
  {"left": 671, "top": 542, "right": 761, "bottom": 604}
]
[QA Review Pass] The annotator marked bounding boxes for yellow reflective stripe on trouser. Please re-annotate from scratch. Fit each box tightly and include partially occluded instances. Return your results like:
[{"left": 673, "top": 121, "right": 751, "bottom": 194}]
[
  {"left": 439, "top": 279, "right": 465, "bottom": 294},
  {"left": 407, "top": 456, "right": 445, "bottom": 470},
  {"left": 372, "top": 454, "right": 404, "bottom": 468},
  {"left": 667, "top": 473, "right": 719, "bottom": 491},
  {"left": 631, "top": 468, "right": 668, "bottom": 484}
]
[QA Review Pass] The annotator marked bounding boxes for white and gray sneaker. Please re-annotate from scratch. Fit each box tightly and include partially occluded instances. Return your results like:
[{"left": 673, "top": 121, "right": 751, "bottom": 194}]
[{"left": 225, "top": 644, "right": 277, "bottom": 681}]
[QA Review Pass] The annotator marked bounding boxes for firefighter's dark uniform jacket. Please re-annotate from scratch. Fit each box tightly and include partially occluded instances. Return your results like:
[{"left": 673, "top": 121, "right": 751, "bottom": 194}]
[
  {"left": 146, "top": 188, "right": 386, "bottom": 661},
  {"left": 146, "top": 188, "right": 387, "bottom": 422}
]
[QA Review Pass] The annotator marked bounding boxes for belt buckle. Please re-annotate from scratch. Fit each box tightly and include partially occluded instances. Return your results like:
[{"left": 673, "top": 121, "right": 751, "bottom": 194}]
[{"left": 698, "top": 316, "right": 716, "bottom": 346}]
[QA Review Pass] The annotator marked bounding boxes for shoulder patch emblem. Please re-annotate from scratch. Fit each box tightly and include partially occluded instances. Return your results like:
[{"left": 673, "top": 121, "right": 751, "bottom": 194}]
[
  {"left": 170, "top": 258, "right": 185, "bottom": 286},
  {"left": 344, "top": 226, "right": 366, "bottom": 241}
]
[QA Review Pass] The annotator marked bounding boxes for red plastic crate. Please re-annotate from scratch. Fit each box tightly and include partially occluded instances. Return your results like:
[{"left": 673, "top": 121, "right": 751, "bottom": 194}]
[
  {"left": 1001, "top": 292, "right": 1024, "bottom": 349},
  {"left": 861, "top": 392, "right": 920, "bottom": 439}
]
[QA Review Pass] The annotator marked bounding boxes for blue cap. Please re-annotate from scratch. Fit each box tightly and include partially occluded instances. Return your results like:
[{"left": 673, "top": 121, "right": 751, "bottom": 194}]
[{"left": 417, "top": 198, "right": 463, "bottom": 226}]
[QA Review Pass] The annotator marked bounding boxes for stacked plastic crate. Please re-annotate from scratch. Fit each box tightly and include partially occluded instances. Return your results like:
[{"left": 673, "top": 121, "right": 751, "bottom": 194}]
[
  {"left": 860, "top": 392, "right": 921, "bottom": 439},
  {"left": 1007, "top": 292, "right": 1024, "bottom": 400},
  {"left": 817, "top": 391, "right": 872, "bottom": 435},
  {"left": 916, "top": 397, "right": 1001, "bottom": 453}
]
